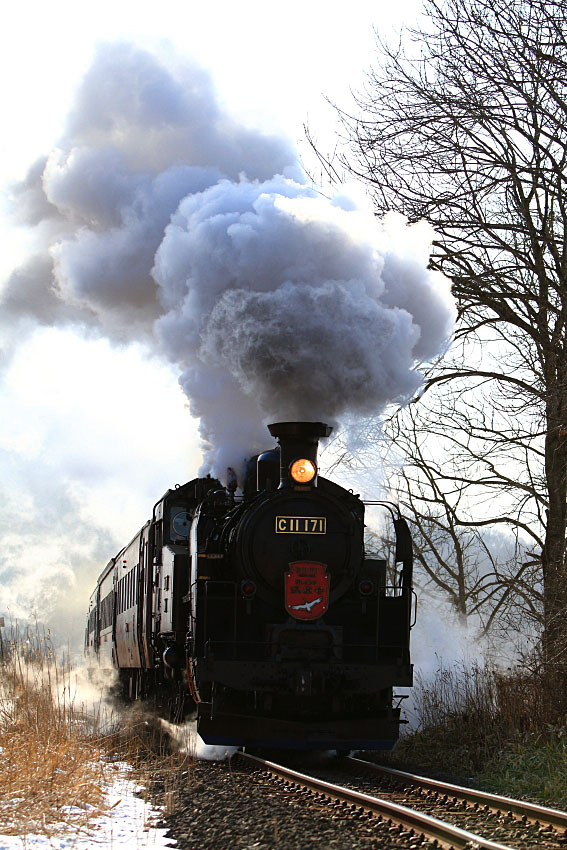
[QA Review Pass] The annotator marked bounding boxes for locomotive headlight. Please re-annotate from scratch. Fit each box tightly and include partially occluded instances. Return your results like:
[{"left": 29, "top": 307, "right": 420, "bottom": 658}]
[{"left": 290, "top": 458, "right": 317, "bottom": 484}]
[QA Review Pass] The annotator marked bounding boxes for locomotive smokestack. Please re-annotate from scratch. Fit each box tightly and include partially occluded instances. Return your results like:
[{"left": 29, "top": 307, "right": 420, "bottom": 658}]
[{"left": 268, "top": 421, "right": 332, "bottom": 488}]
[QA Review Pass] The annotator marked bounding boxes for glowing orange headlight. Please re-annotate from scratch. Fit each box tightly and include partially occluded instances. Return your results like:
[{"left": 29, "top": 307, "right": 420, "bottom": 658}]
[{"left": 290, "top": 458, "right": 317, "bottom": 484}]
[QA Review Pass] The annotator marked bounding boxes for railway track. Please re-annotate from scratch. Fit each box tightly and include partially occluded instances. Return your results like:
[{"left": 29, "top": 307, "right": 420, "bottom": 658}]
[
  {"left": 348, "top": 756, "right": 567, "bottom": 833},
  {"left": 236, "top": 751, "right": 567, "bottom": 850}
]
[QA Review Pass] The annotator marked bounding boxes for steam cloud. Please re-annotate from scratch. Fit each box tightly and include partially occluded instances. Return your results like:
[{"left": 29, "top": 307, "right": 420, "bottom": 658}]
[{"left": 3, "top": 42, "right": 456, "bottom": 475}]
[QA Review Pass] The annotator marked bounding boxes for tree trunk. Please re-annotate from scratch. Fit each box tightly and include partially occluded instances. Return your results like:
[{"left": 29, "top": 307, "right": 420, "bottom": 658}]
[{"left": 542, "top": 386, "right": 567, "bottom": 711}]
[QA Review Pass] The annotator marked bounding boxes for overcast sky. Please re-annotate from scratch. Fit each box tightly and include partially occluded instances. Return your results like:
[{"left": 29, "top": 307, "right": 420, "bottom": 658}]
[{"left": 0, "top": 0, "right": 426, "bottom": 643}]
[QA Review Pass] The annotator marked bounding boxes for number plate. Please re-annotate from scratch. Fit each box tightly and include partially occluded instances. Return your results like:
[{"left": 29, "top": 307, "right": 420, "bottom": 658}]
[{"left": 275, "top": 516, "right": 326, "bottom": 534}]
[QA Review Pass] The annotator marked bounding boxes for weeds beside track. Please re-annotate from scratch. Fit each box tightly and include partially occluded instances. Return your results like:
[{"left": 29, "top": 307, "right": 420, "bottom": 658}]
[{"left": 391, "top": 660, "right": 567, "bottom": 810}]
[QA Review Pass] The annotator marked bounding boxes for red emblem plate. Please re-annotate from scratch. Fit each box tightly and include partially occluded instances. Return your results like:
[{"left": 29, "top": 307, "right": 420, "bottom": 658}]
[{"left": 285, "top": 561, "right": 329, "bottom": 620}]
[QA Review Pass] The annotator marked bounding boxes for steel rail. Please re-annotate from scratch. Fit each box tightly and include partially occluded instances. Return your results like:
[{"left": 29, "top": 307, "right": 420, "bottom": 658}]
[
  {"left": 349, "top": 756, "right": 567, "bottom": 832},
  {"left": 237, "top": 751, "right": 516, "bottom": 850}
]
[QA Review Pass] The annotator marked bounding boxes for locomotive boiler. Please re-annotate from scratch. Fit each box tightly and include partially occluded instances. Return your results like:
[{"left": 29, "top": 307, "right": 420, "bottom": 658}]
[{"left": 86, "top": 421, "right": 414, "bottom": 750}]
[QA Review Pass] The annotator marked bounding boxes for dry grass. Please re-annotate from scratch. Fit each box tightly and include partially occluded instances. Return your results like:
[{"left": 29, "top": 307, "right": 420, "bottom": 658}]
[
  {"left": 99, "top": 705, "right": 193, "bottom": 816},
  {"left": 0, "top": 624, "right": 191, "bottom": 840},
  {"left": 0, "top": 627, "right": 109, "bottom": 836},
  {"left": 413, "top": 660, "right": 553, "bottom": 739}
]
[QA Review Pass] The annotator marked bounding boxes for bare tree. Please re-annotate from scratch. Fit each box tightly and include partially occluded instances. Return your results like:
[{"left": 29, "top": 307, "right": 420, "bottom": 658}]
[
  {"left": 313, "top": 0, "right": 567, "bottom": 688},
  {"left": 387, "top": 401, "right": 544, "bottom": 637}
]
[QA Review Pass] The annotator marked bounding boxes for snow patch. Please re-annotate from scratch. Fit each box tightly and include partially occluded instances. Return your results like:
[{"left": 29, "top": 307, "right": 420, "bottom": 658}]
[{"left": 0, "top": 764, "right": 174, "bottom": 849}]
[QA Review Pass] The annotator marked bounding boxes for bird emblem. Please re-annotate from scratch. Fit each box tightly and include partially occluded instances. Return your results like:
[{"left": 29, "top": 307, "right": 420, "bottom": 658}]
[{"left": 291, "top": 597, "right": 322, "bottom": 612}]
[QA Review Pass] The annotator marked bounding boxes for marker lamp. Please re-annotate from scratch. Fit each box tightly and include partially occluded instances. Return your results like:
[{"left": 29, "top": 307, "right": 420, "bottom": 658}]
[
  {"left": 290, "top": 458, "right": 317, "bottom": 484},
  {"left": 241, "top": 580, "right": 256, "bottom": 599}
]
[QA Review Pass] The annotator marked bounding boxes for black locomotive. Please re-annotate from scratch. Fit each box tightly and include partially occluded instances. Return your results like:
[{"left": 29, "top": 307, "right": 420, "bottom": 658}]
[{"left": 86, "top": 421, "right": 414, "bottom": 750}]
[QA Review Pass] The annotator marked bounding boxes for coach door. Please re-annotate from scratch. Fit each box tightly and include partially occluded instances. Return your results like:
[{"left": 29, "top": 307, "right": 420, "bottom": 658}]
[{"left": 138, "top": 523, "right": 153, "bottom": 669}]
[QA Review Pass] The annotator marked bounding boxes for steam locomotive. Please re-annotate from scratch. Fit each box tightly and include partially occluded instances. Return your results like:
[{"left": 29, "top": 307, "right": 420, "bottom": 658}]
[{"left": 86, "top": 421, "right": 414, "bottom": 750}]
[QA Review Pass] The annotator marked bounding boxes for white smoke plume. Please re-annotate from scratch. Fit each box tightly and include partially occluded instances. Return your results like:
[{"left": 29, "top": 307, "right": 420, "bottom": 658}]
[{"left": 3, "top": 42, "right": 456, "bottom": 476}]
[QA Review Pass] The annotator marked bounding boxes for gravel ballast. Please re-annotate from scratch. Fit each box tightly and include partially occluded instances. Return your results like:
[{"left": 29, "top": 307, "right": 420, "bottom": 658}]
[{"left": 158, "top": 759, "right": 433, "bottom": 850}]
